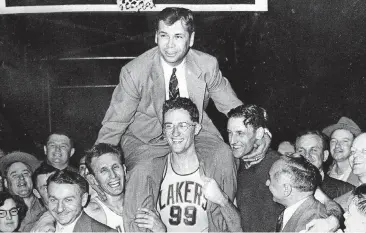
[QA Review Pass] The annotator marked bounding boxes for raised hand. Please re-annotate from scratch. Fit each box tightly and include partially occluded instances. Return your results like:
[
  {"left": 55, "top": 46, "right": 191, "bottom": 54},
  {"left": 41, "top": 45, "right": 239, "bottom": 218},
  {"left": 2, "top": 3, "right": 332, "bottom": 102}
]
[
  {"left": 199, "top": 167, "right": 228, "bottom": 207},
  {"left": 134, "top": 208, "right": 167, "bottom": 232}
]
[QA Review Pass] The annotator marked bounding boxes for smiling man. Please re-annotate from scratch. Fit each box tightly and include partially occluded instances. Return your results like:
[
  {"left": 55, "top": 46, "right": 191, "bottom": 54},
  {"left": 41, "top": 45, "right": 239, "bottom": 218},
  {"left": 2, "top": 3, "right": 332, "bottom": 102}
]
[
  {"left": 95, "top": 7, "right": 247, "bottom": 231},
  {"left": 42, "top": 132, "right": 77, "bottom": 172},
  {"left": 47, "top": 170, "right": 115, "bottom": 232},
  {"left": 135, "top": 98, "right": 241, "bottom": 232}
]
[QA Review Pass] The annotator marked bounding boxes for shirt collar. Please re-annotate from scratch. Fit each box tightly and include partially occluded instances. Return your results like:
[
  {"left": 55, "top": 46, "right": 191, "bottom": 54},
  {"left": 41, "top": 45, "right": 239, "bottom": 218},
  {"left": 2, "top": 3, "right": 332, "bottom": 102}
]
[
  {"left": 56, "top": 212, "right": 83, "bottom": 232},
  {"left": 160, "top": 57, "right": 186, "bottom": 73},
  {"left": 282, "top": 196, "right": 309, "bottom": 229}
]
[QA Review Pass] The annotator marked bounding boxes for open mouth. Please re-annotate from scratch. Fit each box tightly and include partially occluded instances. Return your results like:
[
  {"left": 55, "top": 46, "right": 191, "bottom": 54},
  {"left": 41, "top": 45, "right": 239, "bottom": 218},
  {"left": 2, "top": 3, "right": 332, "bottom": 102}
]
[{"left": 108, "top": 180, "right": 121, "bottom": 188}]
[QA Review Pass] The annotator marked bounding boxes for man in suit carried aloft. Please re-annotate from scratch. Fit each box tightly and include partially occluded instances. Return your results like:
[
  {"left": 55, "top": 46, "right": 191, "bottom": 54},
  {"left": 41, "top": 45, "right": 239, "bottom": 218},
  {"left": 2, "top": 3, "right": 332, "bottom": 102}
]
[
  {"left": 266, "top": 156, "right": 328, "bottom": 232},
  {"left": 47, "top": 170, "right": 116, "bottom": 233},
  {"left": 95, "top": 7, "right": 263, "bottom": 232}
]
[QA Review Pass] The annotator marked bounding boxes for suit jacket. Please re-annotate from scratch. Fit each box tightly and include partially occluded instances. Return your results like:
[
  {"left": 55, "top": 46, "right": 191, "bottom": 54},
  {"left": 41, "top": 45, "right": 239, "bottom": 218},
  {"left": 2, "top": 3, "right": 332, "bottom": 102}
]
[
  {"left": 96, "top": 47, "right": 242, "bottom": 145},
  {"left": 281, "top": 196, "right": 328, "bottom": 232},
  {"left": 321, "top": 174, "right": 355, "bottom": 199},
  {"left": 73, "top": 212, "right": 117, "bottom": 233}
]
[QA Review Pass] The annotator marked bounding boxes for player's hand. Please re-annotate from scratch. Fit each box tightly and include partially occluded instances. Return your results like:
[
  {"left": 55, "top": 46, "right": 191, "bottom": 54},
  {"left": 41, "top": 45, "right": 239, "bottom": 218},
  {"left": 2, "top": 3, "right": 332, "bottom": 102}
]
[
  {"left": 242, "top": 130, "right": 271, "bottom": 162},
  {"left": 199, "top": 167, "right": 228, "bottom": 207},
  {"left": 134, "top": 208, "right": 167, "bottom": 232},
  {"left": 30, "top": 211, "right": 56, "bottom": 233},
  {"left": 85, "top": 173, "right": 107, "bottom": 201},
  {"left": 304, "top": 216, "right": 339, "bottom": 232}
]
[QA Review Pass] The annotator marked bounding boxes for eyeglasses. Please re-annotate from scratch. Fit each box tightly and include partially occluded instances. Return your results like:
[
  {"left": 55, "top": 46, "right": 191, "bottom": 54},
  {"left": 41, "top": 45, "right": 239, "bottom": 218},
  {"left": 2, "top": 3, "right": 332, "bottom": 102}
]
[
  {"left": 163, "top": 122, "right": 196, "bottom": 133},
  {"left": 0, "top": 208, "right": 19, "bottom": 218}
]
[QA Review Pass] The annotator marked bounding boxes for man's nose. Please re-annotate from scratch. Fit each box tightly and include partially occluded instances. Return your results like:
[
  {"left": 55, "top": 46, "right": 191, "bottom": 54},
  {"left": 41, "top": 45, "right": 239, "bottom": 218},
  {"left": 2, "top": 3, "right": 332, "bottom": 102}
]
[
  {"left": 57, "top": 201, "right": 64, "bottom": 213},
  {"left": 6, "top": 211, "right": 12, "bottom": 220},
  {"left": 172, "top": 125, "right": 180, "bottom": 136},
  {"left": 229, "top": 134, "right": 237, "bottom": 145},
  {"left": 167, "top": 37, "right": 175, "bottom": 48}
]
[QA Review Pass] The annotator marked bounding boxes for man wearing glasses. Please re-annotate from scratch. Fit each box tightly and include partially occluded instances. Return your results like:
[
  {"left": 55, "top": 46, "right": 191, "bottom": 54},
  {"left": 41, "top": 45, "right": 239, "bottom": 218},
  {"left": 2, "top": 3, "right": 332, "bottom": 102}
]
[{"left": 134, "top": 97, "right": 241, "bottom": 232}]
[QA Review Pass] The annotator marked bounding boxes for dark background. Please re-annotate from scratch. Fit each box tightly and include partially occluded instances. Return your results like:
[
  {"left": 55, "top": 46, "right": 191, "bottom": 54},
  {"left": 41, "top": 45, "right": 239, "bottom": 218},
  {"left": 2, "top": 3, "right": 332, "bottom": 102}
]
[{"left": 1, "top": 0, "right": 366, "bottom": 165}]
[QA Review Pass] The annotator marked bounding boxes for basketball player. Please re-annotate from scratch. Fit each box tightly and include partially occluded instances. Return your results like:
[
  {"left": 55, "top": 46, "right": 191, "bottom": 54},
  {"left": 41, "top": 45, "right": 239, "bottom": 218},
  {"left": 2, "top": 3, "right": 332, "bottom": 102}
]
[{"left": 134, "top": 97, "right": 241, "bottom": 232}]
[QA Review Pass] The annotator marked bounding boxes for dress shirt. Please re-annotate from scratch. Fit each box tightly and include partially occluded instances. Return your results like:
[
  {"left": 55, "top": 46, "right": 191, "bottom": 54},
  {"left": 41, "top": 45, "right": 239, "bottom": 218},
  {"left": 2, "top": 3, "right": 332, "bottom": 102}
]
[
  {"left": 282, "top": 196, "right": 309, "bottom": 230},
  {"left": 161, "top": 58, "right": 189, "bottom": 100},
  {"left": 55, "top": 212, "right": 83, "bottom": 233}
]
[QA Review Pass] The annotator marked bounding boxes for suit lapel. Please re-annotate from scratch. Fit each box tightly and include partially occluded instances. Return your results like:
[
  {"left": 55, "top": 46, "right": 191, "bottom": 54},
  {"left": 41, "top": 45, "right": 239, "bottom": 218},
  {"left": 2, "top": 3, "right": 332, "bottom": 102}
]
[
  {"left": 185, "top": 52, "right": 205, "bottom": 122},
  {"left": 282, "top": 197, "right": 315, "bottom": 232},
  {"left": 73, "top": 212, "right": 92, "bottom": 232},
  {"left": 151, "top": 54, "right": 166, "bottom": 124}
]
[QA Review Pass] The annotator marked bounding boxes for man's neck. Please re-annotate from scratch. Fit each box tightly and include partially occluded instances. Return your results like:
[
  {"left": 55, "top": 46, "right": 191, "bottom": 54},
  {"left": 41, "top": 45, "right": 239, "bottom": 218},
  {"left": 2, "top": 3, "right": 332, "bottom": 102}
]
[
  {"left": 171, "top": 147, "right": 199, "bottom": 174},
  {"left": 333, "top": 159, "right": 352, "bottom": 174},
  {"left": 103, "top": 194, "right": 124, "bottom": 215},
  {"left": 358, "top": 174, "right": 366, "bottom": 184},
  {"left": 48, "top": 160, "right": 68, "bottom": 170},
  {"left": 284, "top": 192, "right": 312, "bottom": 208},
  {"left": 23, "top": 194, "right": 36, "bottom": 208}
]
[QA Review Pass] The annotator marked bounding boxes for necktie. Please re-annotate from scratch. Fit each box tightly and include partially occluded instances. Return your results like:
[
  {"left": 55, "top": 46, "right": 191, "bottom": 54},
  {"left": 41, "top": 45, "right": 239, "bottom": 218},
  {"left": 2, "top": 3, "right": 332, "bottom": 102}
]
[
  {"left": 169, "top": 68, "right": 180, "bottom": 99},
  {"left": 275, "top": 211, "right": 284, "bottom": 232}
]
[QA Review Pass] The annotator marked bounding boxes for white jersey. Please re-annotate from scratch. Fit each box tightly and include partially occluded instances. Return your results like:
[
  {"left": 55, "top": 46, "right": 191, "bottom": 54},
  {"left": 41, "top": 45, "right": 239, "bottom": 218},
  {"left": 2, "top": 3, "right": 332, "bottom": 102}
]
[
  {"left": 94, "top": 197, "right": 125, "bottom": 233},
  {"left": 157, "top": 153, "right": 208, "bottom": 232}
]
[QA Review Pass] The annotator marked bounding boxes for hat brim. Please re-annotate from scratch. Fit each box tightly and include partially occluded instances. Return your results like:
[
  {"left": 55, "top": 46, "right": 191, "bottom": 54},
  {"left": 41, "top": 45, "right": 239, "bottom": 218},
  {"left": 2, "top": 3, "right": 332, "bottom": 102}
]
[
  {"left": 0, "top": 153, "right": 40, "bottom": 177},
  {"left": 322, "top": 123, "right": 361, "bottom": 137}
]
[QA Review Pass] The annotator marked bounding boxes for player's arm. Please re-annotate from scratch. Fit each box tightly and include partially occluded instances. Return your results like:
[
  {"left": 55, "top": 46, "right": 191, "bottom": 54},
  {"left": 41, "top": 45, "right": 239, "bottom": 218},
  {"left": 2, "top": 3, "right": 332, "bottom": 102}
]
[
  {"left": 134, "top": 208, "right": 166, "bottom": 232},
  {"left": 95, "top": 66, "right": 141, "bottom": 145},
  {"left": 201, "top": 170, "right": 242, "bottom": 232}
]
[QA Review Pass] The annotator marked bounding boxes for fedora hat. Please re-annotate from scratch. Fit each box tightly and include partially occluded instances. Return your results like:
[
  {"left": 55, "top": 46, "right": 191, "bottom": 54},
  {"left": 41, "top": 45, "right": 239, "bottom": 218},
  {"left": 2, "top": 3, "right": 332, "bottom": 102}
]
[
  {"left": 322, "top": 117, "right": 361, "bottom": 137},
  {"left": 0, "top": 151, "right": 40, "bottom": 177}
]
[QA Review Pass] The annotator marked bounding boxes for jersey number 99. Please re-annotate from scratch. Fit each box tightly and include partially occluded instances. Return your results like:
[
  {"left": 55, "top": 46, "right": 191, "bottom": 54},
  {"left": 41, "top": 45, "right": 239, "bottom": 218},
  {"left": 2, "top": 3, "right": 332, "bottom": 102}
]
[{"left": 169, "top": 205, "right": 197, "bottom": 226}]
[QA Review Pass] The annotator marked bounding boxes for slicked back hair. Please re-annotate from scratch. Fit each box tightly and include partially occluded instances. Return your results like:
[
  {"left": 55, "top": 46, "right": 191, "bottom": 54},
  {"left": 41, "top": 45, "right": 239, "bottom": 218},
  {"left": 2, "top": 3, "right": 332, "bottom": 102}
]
[
  {"left": 32, "top": 162, "right": 57, "bottom": 191},
  {"left": 46, "top": 131, "right": 74, "bottom": 148},
  {"left": 155, "top": 7, "right": 195, "bottom": 35},
  {"left": 228, "top": 104, "right": 268, "bottom": 130},
  {"left": 163, "top": 97, "right": 199, "bottom": 123},
  {"left": 295, "top": 130, "right": 329, "bottom": 152},
  {"left": 352, "top": 184, "right": 366, "bottom": 215},
  {"left": 274, "top": 156, "right": 321, "bottom": 192},
  {"left": 85, "top": 143, "right": 124, "bottom": 176},
  {"left": 47, "top": 170, "right": 88, "bottom": 195}
]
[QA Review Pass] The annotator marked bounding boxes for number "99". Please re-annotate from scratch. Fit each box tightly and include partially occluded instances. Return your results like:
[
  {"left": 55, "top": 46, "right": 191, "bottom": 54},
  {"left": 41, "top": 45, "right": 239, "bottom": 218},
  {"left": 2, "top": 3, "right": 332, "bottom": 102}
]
[{"left": 169, "top": 205, "right": 197, "bottom": 226}]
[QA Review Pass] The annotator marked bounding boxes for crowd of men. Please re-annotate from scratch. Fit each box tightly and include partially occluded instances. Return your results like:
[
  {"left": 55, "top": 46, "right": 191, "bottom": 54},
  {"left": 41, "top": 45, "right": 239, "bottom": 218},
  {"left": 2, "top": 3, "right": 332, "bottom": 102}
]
[{"left": 0, "top": 6, "right": 366, "bottom": 233}]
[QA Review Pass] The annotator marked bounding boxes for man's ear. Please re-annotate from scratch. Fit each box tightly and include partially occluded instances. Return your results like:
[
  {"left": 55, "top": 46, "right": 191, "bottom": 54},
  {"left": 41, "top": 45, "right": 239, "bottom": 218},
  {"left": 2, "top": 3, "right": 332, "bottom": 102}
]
[
  {"left": 155, "top": 32, "right": 158, "bottom": 44},
  {"left": 189, "top": 32, "right": 195, "bottom": 47},
  {"left": 4, "top": 179, "right": 8, "bottom": 189},
  {"left": 70, "top": 148, "right": 75, "bottom": 157},
  {"left": 323, "top": 150, "right": 329, "bottom": 162},
  {"left": 194, "top": 123, "right": 202, "bottom": 136},
  {"left": 255, "top": 127, "right": 265, "bottom": 140},
  {"left": 43, "top": 145, "right": 47, "bottom": 155},
  {"left": 33, "top": 189, "right": 41, "bottom": 199},
  {"left": 81, "top": 192, "right": 89, "bottom": 207},
  {"left": 283, "top": 183, "right": 292, "bottom": 197}
]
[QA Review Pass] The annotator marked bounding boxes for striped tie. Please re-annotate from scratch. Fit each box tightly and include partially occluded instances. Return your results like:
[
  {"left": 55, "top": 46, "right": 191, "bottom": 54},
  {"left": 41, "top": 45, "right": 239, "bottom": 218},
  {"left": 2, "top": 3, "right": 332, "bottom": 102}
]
[{"left": 169, "top": 68, "right": 180, "bottom": 99}]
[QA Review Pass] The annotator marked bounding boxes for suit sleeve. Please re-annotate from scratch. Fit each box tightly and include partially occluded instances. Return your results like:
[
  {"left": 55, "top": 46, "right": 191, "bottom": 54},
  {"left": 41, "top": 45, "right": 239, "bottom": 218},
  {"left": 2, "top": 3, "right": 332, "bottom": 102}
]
[
  {"left": 206, "top": 57, "right": 243, "bottom": 115},
  {"left": 95, "top": 67, "right": 141, "bottom": 145}
]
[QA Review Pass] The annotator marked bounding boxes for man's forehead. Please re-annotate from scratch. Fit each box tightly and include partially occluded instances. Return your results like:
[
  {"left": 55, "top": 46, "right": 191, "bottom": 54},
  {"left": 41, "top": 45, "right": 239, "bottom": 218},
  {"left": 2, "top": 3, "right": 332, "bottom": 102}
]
[
  {"left": 297, "top": 134, "right": 322, "bottom": 148},
  {"left": 8, "top": 162, "right": 31, "bottom": 172},
  {"left": 47, "top": 134, "right": 71, "bottom": 144},
  {"left": 158, "top": 19, "right": 189, "bottom": 32},
  {"left": 228, "top": 117, "right": 253, "bottom": 130},
  {"left": 331, "top": 129, "right": 354, "bottom": 139}
]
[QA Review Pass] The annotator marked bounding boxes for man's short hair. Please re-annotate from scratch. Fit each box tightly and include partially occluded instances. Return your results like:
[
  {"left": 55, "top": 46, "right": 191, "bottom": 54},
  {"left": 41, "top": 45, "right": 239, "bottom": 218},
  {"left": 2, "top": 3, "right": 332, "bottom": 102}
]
[
  {"left": 352, "top": 184, "right": 366, "bottom": 215},
  {"left": 295, "top": 130, "right": 329, "bottom": 152},
  {"left": 275, "top": 156, "right": 321, "bottom": 192},
  {"left": 32, "top": 162, "right": 57, "bottom": 190},
  {"left": 163, "top": 97, "right": 199, "bottom": 123},
  {"left": 46, "top": 131, "right": 74, "bottom": 148},
  {"left": 47, "top": 170, "right": 88, "bottom": 195},
  {"left": 155, "top": 7, "right": 195, "bottom": 35},
  {"left": 85, "top": 143, "right": 124, "bottom": 176},
  {"left": 228, "top": 104, "right": 268, "bottom": 130}
]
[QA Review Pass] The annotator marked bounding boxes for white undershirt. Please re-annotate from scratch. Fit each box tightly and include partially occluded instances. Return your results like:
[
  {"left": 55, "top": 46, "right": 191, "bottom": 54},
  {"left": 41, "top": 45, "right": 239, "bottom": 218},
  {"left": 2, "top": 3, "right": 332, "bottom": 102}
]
[
  {"left": 55, "top": 212, "right": 82, "bottom": 233},
  {"left": 161, "top": 58, "right": 189, "bottom": 100},
  {"left": 282, "top": 196, "right": 309, "bottom": 230}
]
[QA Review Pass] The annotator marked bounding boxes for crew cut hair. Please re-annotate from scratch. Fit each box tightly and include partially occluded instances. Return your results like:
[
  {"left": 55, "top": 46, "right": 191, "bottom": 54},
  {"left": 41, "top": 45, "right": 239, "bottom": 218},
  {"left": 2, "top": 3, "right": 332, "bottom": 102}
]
[
  {"left": 228, "top": 104, "right": 268, "bottom": 130},
  {"left": 155, "top": 7, "right": 195, "bottom": 35},
  {"left": 85, "top": 143, "right": 124, "bottom": 176},
  {"left": 163, "top": 97, "right": 199, "bottom": 123}
]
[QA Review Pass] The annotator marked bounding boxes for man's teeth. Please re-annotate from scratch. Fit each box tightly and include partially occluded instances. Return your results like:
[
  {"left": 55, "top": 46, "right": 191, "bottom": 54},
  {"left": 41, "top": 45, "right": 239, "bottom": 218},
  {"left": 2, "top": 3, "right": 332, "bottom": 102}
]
[{"left": 109, "top": 181, "right": 120, "bottom": 187}]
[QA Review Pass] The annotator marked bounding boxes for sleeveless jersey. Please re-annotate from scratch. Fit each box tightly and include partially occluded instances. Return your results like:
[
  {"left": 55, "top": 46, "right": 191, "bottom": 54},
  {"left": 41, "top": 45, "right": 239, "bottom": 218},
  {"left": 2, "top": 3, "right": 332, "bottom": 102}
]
[
  {"left": 157, "top": 153, "right": 208, "bottom": 232},
  {"left": 94, "top": 197, "right": 125, "bottom": 233}
]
